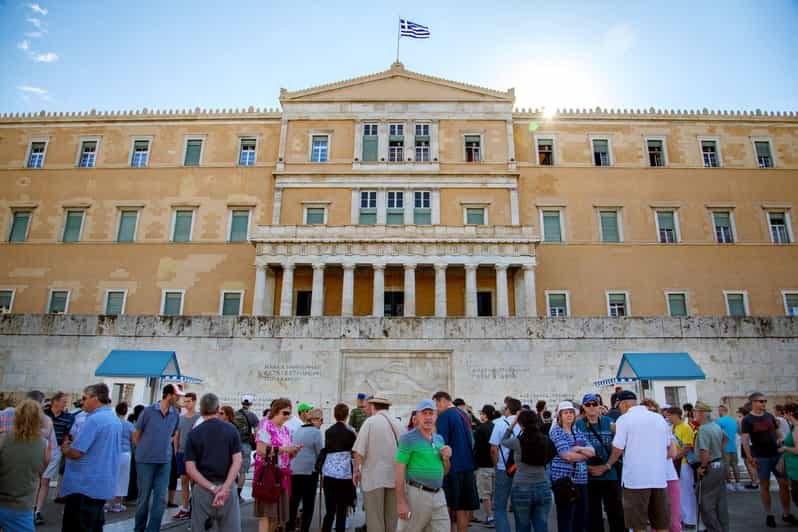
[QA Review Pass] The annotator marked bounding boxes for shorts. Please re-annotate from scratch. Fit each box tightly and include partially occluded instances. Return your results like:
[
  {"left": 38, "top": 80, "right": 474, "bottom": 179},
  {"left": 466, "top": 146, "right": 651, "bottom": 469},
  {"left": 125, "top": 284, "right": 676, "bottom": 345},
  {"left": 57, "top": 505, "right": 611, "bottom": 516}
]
[
  {"left": 754, "top": 455, "right": 785, "bottom": 480},
  {"left": 176, "top": 452, "right": 187, "bottom": 476},
  {"left": 442, "top": 470, "right": 480, "bottom": 511},
  {"left": 476, "top": 467, "right": 494, "bottom": 501},
  {"left": 723, "top": 451, "right": 738, "bottom": 468},
  {"left": 43, "top": 445, "right": 62, "bottom": 479},
  {"left": 240, "top": 443, "right": 253, "bottom": 475},
  {"left": 622, "top": 487, "right": 670, "bottom": 530}
]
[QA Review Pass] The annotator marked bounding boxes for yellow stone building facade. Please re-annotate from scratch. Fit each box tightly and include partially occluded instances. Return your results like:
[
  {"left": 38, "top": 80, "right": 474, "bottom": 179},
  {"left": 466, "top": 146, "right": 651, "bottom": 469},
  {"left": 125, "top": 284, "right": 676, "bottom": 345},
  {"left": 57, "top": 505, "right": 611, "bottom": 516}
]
[{"left": 2, "top": 62, "right": 797, "bottom": 320}]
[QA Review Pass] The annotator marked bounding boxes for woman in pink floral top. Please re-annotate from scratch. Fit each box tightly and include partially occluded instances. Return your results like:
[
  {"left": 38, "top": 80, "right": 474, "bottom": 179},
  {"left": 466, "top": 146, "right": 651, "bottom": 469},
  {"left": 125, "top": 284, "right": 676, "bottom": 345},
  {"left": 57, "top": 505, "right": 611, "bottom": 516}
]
[{"left": 254, "top": 398, "right": 302, "bottom": 532}]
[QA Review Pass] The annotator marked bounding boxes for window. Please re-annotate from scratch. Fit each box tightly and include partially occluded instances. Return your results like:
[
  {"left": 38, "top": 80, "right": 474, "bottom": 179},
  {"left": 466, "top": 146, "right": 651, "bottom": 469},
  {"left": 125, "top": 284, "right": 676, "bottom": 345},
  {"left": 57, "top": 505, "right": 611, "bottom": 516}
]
[
  {"left": 647, "top": 139, "right": 665, "bottom": 167},
  {"left": 220, "top": 291, "right": 243, "bottom": 316},
  {"left": 415, "top": 124, "right": 430, "bottom": 162},
  {"left": 386, "top": 191, "right": 404, "bottom": 224},
  {"left": 184, "top": 139, "right": 203, "bottom": 166},
  {"left": 305, "top": 207, "right": 326, "bottom": 225},
  {"left": 131, "top": 139, "right": 150, "bottom": 167},
  {"left": 415, "top": 124, "right": 429, "bottom": 136},
  {"left": 465, "top": 207, "right": 485, "bottom": 225},
  {"left": 477, "top": 292, "right": 492, "bottom": 317},
  {"left": 465, "top": 135, "right": 481, "bottom": 162},
  {"left": 27, "top": 140, "right": 47, "bottom": 168},
  {"left": 311, "top": 135, "right": 328, "bottom": 163},
  {"left": 712, "top": 211, "right": 734, "bottom": 243},
  {"left": 0, "top": 289, "right": 15, "bottom": 314},
  {"left": 607, "top": 292, "right": 628, "bottom": 317},
  {"left": 599, "top": 210, "right": 621, "bottom": 242},
  {"left": 389, "top": 124, "right": 404, "bottom": 162},
  {"left": 62, "top": 210, "right": 84, "bottom": 243},
  {"left": 754, "top": 140, "right": 773, "bottom": 168},
  {"left": 384, "top": 291, "right": 404, "bottom": 317},
  {"left": 592, "top": 138, "right": 611, "bottom": 166},
  {"left": 667, "top": 292, "right": 688, "bottom": 317},
  {"left": 768, "top": 212, "right": 791, "bottom": 244},
  {"left": 9, "top": 211, "right": 31, "bottom": 242},
  {"left": 117, "top": 210, "right": 139, "bottom": 242},
  {"left": 546, "top": 291, "right": 569, "bottom": 317},
  {"left": 104, "top": 290, "right": 127, "bottom": 315},
  {"left": 724, "top": 292, "right": 748, "bottom": 317},
  {"left": 541, "top": 210, "right": 562, "bottom": 242},
  {"left": 239, "top": 138, "right": 256, "bottom": 166},
  {"left": 359, "top": 191, "right": 377, "bottom": 224},
  {"left": 228, "top": 210, "right": 250, "bottom": 242},
  {"left": 413, "top": 191, "right": 431, "bottom": 224},
  {"left": 78, "top": 140, "right": 98, "bottom": 168},
  {"left": 362, "top": 124, "right": 378, "bottom": 161},
  {"left": 783, "top": 292, "right": 798, "bottom": 316},
  {"left": 295, "top": 291, "right": 312, "bottom": 316},
  {"left": 701, "top": 140, "right": 720, "bottom": 167},
  {"left": 48, "top": 290, "right": 69, "bottom": 314},
  {"left": 537, "top": 138, "right": 554, "bottom": 166},
  {"left": 656, "top": 210, "right": 678, "bottom": 243},
  {"left": 161, "top": 290, "right": 184, "bottom": 316},
  {"left": 664, "top": 386, "right": 688, "bottom": 409},
  {"left": 172, "top": 210, "right": 194, "bottom": 242}
]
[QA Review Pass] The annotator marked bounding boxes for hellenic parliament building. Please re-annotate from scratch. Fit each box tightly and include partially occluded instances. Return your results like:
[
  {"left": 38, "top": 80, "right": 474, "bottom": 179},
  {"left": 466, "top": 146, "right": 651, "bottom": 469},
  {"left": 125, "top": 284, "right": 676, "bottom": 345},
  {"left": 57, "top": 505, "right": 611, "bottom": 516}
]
[{"left": 0, "top": 63, "right": 796, "bottom": 417}]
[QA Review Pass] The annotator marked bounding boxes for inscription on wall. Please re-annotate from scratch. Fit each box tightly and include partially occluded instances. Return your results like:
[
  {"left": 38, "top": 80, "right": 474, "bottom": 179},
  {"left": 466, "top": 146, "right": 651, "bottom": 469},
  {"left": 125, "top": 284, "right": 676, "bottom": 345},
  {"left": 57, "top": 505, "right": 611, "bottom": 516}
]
[
  {"left": 257, "top": 364, "right": 322, "bottom": 381},
  {"left": 470, "top": 366, "right": 531, "bottom": 380}
]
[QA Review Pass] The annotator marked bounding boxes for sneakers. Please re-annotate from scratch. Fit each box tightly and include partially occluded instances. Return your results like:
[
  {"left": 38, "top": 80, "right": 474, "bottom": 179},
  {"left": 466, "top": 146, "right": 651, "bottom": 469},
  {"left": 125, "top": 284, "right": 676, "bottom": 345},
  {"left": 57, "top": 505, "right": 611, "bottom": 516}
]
[
  {"left": 485, "top": 516, "right": 495, "bottom": 528},
  {"left": 744, "top": 482, "right": 759, "bottom": 490},
  {"left": 767, "top": 515, "right": 777, "bottom": 528},
  {"left": 167, "top": 502, "right": 180, "bottom": 508},
  {"left": 34, "top": 511, "right": 44, "bottom": 525},
  {"left": 725, "top": 482, "right": 735, "bottom": 491},
  {"left": 784, "top": 514, "right": 798, "bottom": 526},
  {"left": 172, "top": 508, "right": 191, "bottom": 520},
  {"left": 111, "top": 503, "right": 126, "bottom": 513}
]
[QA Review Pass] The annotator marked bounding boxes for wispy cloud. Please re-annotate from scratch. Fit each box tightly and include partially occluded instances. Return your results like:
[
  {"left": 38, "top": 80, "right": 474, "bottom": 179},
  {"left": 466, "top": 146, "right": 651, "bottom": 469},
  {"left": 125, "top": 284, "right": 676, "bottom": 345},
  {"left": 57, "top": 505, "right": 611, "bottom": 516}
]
[
  {"left": 17, "top": 40, "right": 30, "bottom": 51},
  {"left": 31, "top": 52, "right": 58, "bottom": 62},
  {"left": 25, "top": 31, "right": 45, "bottom": 38},
  {"left": 28, "top": 3, "right": 48, "bottom": 15},
  {"left": 26, "top": 17, "right": 43, "bottom": 29},
  {"left": 17, "top": 85, "right": 52, "bottom": 102}
]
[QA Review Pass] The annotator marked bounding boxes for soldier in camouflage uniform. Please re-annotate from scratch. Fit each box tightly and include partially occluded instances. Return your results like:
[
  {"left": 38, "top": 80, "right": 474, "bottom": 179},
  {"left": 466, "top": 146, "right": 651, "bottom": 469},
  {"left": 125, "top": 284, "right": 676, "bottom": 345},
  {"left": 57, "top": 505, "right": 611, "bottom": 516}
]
[{"left": 349, "top": 393, "right": 368, "bottom": 433}]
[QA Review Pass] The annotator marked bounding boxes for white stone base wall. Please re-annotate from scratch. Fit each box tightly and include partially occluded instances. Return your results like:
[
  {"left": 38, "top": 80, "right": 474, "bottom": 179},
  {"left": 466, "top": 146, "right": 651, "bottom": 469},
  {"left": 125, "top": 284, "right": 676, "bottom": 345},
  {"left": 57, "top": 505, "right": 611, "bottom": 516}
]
[{"left": 1, "top": 315, "right": 796, "bottom": 421}]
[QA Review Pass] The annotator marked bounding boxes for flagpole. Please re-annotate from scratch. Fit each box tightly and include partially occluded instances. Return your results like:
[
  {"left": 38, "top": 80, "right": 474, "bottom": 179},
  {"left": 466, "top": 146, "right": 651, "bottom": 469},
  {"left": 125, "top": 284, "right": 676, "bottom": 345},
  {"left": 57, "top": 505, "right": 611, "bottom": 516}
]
[{"left": 396, "top": 16, "right": 401, "bottom": 63}]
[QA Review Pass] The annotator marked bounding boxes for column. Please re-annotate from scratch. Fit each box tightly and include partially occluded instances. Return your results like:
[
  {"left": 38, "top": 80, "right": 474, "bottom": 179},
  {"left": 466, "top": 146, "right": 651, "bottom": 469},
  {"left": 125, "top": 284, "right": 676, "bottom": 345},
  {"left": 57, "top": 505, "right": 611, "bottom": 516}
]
[
  {"left": 404, "top": 187, "right": 414, "bottom": 224},
  {"left": 523, "top": 264, "right": 537, "bottom": 317},
  {"left": 263, "top": 267, "right": 275, "bottom": 316},
  {"left": 404, "top": 264, "right": 416, "bottom": 317},
  {"left": 279, "top": 262, "right": 294, "bottom": 317},
  {"left": 465, "top": 264, "right": 478, "bottom": 317},
  {"left": 253, "top": 265, "right": 266, "bottom": 315},
  {"left": 495, "top": 264, "right": 509, "bottom": 317},
  {"left": 372, "top": 263, "right": 385, "bottom": 317},
  {"left": 310, "top": 263, "right": 325, "bottom": 316},
  {"left": 434, "top": 263, "right": 447, "bottom": 317},
  {"left": 510, "top": 188, "right": 520, "bottom": 225},
  {"left": 341, "top": 263, "right": 355, "bottom": 317}
]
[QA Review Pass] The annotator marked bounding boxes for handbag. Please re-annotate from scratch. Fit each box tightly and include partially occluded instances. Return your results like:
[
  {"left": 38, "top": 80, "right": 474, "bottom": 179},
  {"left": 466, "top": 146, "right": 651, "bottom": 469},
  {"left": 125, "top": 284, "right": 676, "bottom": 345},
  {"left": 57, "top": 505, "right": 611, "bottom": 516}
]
[
  {"left": 500, "top": 419, "right": 517, "bottom": 477},
  {"left": 551, "top": 463, "right": 578, "bottom": 506},
  {"left": 252, "top": 447, "right": 283, "bottom": 503}
]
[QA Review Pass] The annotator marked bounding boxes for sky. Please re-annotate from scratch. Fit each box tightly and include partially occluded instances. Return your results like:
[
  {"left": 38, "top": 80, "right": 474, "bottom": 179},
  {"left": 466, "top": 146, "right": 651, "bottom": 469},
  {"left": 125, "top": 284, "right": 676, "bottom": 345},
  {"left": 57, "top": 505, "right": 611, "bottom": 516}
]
[{"left": 1, "top": 1, "right": 797, "bottom": 114}]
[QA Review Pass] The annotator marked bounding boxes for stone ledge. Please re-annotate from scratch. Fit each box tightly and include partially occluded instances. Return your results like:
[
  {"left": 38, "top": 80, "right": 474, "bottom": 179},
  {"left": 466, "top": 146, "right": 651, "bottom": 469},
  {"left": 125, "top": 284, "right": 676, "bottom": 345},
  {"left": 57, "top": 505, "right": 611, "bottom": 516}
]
[{"left": 0, "top": 314, "right": 796, "bottom": 340}]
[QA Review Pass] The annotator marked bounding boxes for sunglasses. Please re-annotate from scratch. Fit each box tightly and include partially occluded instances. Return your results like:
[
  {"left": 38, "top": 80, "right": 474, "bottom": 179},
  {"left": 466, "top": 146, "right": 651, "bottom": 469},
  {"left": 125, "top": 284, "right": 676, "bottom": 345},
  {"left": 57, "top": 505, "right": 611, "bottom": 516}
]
[
  {"left": 754, "top": 399, "right": 767, "bottom": 403},
  {"left": 584, "top": 402, "right": 598, "bottom": 407},
  {"left": 281, "top": 410, "right": 292, "bottom": 416}
]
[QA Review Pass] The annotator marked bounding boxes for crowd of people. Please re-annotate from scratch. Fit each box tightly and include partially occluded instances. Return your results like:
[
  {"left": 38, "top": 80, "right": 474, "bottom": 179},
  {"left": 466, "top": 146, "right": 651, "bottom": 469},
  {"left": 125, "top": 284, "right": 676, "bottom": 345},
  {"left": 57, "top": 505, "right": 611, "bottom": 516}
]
[{"left": 0, "top": 385, "right": 796, "bottom": 532}]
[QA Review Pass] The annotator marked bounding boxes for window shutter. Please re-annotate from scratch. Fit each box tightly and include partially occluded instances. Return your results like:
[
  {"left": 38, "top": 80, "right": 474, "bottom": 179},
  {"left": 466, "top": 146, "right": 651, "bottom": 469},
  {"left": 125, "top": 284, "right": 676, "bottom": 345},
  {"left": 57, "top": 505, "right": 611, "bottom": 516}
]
[
  {"left": 50, "top": 291, "right": 67, "bottom": 313},
  {"left": 413, "top": 210, "right": 431, "bottom": 225},
  {"left": 362, "top": 136, "right": 378, "bottom": 161},
  {"left": 542, "top": 211, "right": 562, "bottom": 242},
  {"left": 0, "top": 291, "right": 12, "bottom": 311},
  {"left": 173, "top": 211, "right": 193, "bottom": 242},
  {"left": 134, "top": 140, "right": 149, "bottom": 151},
  {"left": 359, "top": 210, "right": 377, "bottom": 225},
  {"left": 593, "top": 139, "right": 608, "bottom": 152},
  {"left": 222, "top": 293, "right": 241, "bottom": 316},
  {"left": 701, "top": 140, "right": 716, "bottom": 151},
  {"left": 164, "top": 293, "right": 182, "bottom": 315},
  {"left": 786, "top": 294, "right": 798, "bottom": 316},
  {"left": 648, "top": 139, "right": 662, "bottom": 149},
  {"left": 609, "top": 293, "right": 626, "bottom": 305},
  {"left": 668, "top": 294, "right": 687, "bottom": 316},
  {"left": 184, "top": 140, "right": 202, "bottom": 165},
  {"left": 657, "top": 211, "right": 675, "bottom": 231},
  {"left": 713, "top": 212, "right": 730, "bottom": 228},
  {"left": 105, "top": 292, "right": 124, "bottom": 315},
  {"left": 600, "top": 212, "right": 619, "bottom": 242},
  {"left": 229, "top": 211, "right": 249, "bottom": 242},
  {"left": 63, "top": 212, "right": 83, "bottom": 242},
  {"left": 549, "top": 293, "right": 566, "bottom": 310},
  {"left": 306, "top": 208, "right": 325, "bottom": 224},
  {"left": 727, "top": 294, "right": 745, "bottom": 316},
  {"left": 117, "top": 212, "right": 137, "bottom": 242},
  {"left": 466, "top": 208, "right": 485, "bottom": 225},
  {"left": 465, "top": 135, "right": 481, "bottom": 145},
  {"left": 10, "top": 212, "right": 30, "bottom": 242}
]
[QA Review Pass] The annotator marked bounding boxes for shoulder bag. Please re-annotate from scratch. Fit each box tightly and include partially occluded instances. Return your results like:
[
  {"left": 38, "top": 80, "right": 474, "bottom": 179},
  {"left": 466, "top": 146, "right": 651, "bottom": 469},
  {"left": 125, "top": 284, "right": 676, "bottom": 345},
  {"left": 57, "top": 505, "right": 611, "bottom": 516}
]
[
  {"left": 500, "top": 419, "right": 517, "bottom": 477},
  {"left": 252, "top": 446, "right": 282, "bottom": 503},
  {"left": 550, "top": 431, "right": 579, "bottom": 506}
]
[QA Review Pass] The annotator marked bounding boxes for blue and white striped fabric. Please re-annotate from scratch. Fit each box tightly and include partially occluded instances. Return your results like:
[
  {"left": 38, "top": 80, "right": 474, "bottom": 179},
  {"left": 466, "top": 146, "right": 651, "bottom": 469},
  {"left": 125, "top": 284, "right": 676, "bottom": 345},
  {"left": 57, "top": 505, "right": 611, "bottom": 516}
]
[{"left": 400, "top": 19, "right": 430, "bottom": 39}]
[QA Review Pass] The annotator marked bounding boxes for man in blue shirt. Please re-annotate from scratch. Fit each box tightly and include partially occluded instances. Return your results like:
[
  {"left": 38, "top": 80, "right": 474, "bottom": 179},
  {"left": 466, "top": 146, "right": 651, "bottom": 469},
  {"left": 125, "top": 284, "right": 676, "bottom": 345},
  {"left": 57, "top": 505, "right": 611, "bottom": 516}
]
[
  {"left": 60, "top": 383, "right": 121, "bottom": 532},
  {"left": 715, "top": 404, "right": 742, "bottom": 490},
  {"left": 433, "top": 391, "right": 479, "bottom": 532},
  {"left": 133, "top": 384, "right": 182, "bottom": 532}
]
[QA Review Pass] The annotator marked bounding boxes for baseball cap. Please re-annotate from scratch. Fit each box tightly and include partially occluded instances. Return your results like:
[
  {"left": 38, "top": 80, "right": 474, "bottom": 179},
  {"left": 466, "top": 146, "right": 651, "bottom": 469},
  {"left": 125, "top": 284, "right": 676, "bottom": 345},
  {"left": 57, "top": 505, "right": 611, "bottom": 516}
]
[
  {"left": 357, "top": 392, "right": 367, "bottom": 400},
  {"left": 297, "top": 403, "right": 313, "bottom": 413},
  {"left": 416, "top": 399, "right": 436, "bottom": 412},
  {"left": 694, "top": 400, "right": 712, "bottom": 412},
  {"left": 581, "top": 394, "right": 600, "bottom": 405},
  {"left": 241, "top": 394, "right": 254, "bottom": 405},
  {"left": 163, "top": 383, "right": 185, "bottom": 397},
  {"left": 615, "top": 390, "right": 637, "bottom": 402},
  {"left": 307, "top": 408, "right": 323, "bottom": 420}
]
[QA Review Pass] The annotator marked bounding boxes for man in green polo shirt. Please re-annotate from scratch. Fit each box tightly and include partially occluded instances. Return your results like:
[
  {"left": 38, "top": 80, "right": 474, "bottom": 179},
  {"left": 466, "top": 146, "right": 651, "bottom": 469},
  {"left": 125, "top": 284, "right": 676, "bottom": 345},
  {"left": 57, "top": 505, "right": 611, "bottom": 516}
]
[{"left": 396, "top": 399, "right": 452, "bottom": 532}]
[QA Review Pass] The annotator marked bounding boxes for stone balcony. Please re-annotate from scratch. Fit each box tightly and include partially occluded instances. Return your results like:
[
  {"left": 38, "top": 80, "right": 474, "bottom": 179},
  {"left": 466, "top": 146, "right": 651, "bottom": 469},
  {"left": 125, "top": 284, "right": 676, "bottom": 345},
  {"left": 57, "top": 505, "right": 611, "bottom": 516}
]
[{"left": 250, "top": 224, "right": 538, "bottom": 244}]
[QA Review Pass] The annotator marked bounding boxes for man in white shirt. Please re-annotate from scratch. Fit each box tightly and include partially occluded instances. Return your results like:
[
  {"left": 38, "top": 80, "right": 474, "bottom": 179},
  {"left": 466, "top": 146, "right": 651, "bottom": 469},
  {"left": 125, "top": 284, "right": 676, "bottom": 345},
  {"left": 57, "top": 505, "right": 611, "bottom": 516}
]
[
  {"left": 605, "top": 390, "right": 671, "bottom": 532},
  {"left": 488, "top": 397, "right": 521, "bottom": 532}
]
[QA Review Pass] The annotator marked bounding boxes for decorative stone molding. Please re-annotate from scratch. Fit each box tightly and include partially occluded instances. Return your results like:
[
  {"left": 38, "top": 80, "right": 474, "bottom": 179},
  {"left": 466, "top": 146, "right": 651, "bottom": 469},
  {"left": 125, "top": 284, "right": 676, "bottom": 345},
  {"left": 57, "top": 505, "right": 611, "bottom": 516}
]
[
  {"left": 512, "top": 107, "right": 798, "bottom": 122},
  {"left": 0, "top": 107, "right": 282, "bottom": 124},
  {"left": 251, "top": 224, "right": 537, "bottom": 243}
]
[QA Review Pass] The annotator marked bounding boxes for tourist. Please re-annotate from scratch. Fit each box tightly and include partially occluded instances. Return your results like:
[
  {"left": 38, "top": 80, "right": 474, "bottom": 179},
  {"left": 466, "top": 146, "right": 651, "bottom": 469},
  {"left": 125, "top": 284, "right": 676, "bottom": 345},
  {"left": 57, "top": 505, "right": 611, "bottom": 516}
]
[
  {"left": 549, "top": 400, "right": 593, "bottom": 532},
  {"left": 737, "top": 404, "right": 759, "bottom": 489},
  {"left": 500, "top": 409, "right": 556, "bottom": 532},
  {"left": 490, "top": 397, "right": 522, "bottom": 532},
  {"left": 741, "top": 391, "right": 796, "bottom": 528},
  {"left": 221, "top": 405, "right": 237, "bottom": 424},
  {"left": 474, "top": 404, "right": 498, "bottom": 527},
  {"left": 234, "top": 394, "right": 259, "bottom": 501},
  {"left": 353, "top": 395, "right": 406, "bottom": 532},
  {"left": 321, "top": 403, "right": 357, "bottom": 532},
  {"left": 61, "top": 383, "right": 121, "bottom": 531},
  {"left": 0, "top": 399, "right": 50, "bottom": 532},
  {"left": 40, "top": 392, "right": 75, "bottom": 507},
  {"left": 777, "top": 403, "right": 798, "bottom": 509},
  {"left": 667, "top": 406, "right": 697, "bottom": 529},
  {"left": 407, "top": 410, "right": 418, "bottom": 431},
  {"left": 774, "top": 404, "right": 791, "bottom": 443},
  {"left": 185, "top": 393, "right": 243, "bottom": 532},
  {"left": 133, "top": 383, "right": 182, "bottom": 532},
  {"left": 693, "top": 401, "right": 729, "bottom": 532},
  {"left": 606, "top": 392, "right": 622, "bottom": 422},
  {"left": 540, "top": 410, "right": 553, "bottom": 436},
  {"left": 577, "top": 393, "right": 625, "bottom": 532},
  {"left": 605, "top": 390, "right": 671, "bottom": 532},
  {"left": 641, "top": 399, "right": 681, "bottom": 532},
  {"left": 110, "top": 402, "right": 135, "bottom": 513},
  {"left": 287, "top": 407, "right": 323, "bottom": 532},
  {"left": 284, "top": 400, "right": 305, "bottom": 436},
  {"left": 432, "top": 391, "right": 479, "bottom": 532},
  {"left": 254, "top": 398, "right": 301, "bottom": 532},
  {"left": 395, "top": 398, "right": 452, "bottom": 532},
  {"left": 172, "top": 392, "right": 199, "bottom": 521},
  {"left": 350, "top": 393, "right": 368, "bottom": 433},
  {"left": 453, "top": 398, "right": 478, "bottom": 429},
  {"left": 715, "top": 404, "right": 742, "bottom": 491}
]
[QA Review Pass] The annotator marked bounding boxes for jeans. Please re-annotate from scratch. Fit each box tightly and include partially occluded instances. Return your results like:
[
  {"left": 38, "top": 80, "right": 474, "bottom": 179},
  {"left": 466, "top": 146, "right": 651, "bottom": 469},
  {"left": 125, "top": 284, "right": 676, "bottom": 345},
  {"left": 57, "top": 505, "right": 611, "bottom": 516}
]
[
  {"left": 586, "top": 479, "right": 624, "bottom": 532},
  {"left": 135, "top": 461, "right": 171, "bottom": 532},
  {"left": 62, "top": 493, "right": 105, "bottom": 532},
  {"left": 556, "top": 483, "right": 587, "bottom": 532},
  {"left": 0, "top": 507, "right": 34, "bottom": 532},
  {"left": 510, "top": 480, "right": 552, "bottom": 532},
  {"left": 493, "top": 469, "right": 514, "bottom": 532}
]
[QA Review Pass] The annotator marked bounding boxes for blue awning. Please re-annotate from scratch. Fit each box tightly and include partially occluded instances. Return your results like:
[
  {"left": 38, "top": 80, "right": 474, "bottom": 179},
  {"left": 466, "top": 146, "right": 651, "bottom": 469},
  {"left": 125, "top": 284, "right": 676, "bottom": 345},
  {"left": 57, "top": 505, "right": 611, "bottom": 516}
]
[
  {"left": 616, "top": 352, "right": 706, "bottom": 381},
  {"left": 95, "top": 350, "right": 181, "bottom": 378}
]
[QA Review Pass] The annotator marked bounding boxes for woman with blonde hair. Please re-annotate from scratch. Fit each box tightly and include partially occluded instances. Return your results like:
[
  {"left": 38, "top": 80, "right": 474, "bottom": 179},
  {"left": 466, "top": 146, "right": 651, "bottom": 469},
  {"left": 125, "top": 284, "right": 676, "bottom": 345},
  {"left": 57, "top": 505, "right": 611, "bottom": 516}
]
[{"left": 0, "top": 399, "right": 51, "bottom": 532}]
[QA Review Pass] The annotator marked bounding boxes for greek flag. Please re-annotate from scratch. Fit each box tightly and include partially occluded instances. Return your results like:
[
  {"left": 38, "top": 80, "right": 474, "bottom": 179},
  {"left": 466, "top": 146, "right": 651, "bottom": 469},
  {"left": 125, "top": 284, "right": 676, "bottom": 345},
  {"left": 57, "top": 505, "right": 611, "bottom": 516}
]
[{"left": 400, "top": 19, "right": 430, "bottom": 39}]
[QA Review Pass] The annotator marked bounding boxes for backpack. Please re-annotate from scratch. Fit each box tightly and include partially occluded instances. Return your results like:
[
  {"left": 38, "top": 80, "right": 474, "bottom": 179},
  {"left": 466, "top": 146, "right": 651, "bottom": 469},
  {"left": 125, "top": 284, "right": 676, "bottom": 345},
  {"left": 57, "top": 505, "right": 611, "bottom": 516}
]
[{"left": 234, "top": 409, "right": 255, "bottom": 446}]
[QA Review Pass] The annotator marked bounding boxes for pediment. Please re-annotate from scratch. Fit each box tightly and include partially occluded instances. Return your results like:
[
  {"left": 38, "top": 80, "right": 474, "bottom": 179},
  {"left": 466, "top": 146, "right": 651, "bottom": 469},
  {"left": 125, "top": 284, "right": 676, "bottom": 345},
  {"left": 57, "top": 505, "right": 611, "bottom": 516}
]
[{"left": 280, "top": 62, "right": 514, "bottom": 103}]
